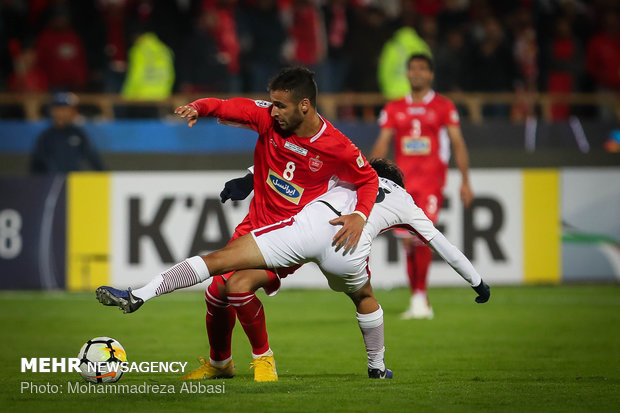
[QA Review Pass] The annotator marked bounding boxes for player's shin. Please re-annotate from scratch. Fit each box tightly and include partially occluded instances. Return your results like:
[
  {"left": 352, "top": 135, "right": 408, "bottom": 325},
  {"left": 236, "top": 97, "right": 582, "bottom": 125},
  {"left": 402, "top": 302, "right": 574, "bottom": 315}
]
[
  {"left": 205, "top": 277, "right": 236, "bottom": 363},
  {"left": 228, "top": 292, "right": 270, "bottom": 356},
  {"left": 357, "top": 306, "right": 386, "bottom": 371},
  {"left": 132, "top": 256, "right": 211, "bottom": 301}
]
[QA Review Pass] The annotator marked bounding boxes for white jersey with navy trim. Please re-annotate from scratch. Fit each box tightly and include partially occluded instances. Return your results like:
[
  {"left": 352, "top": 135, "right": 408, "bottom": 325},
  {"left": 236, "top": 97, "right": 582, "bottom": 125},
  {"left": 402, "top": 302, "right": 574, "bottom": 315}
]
[
  {"left": 308, "top": 177, "right": 439, "bottom": 243},
  {"left": 251, "top": 177, "right": 441, "bottom": 294}
]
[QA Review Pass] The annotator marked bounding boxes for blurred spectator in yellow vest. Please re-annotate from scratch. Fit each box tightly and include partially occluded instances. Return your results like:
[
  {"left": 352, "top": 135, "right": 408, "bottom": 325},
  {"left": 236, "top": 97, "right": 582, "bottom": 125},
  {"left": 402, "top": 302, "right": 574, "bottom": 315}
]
[
  {"left": 377, "top": 1, "right": 431, "bottom": 100},
  {"left": 121, "top": 30, "right": 174, "bottom": 101}
]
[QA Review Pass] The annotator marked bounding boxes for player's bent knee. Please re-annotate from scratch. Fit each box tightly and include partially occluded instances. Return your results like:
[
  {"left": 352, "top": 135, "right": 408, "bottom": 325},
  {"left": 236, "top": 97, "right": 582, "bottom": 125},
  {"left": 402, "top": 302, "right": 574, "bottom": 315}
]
[
  {"left": 226, "top": 273, "right": 257, "bottom": 294},
  {"left": 347, "top": 281, "right": 375, "bottom": 304},
  {"left": 202, "top": 250, "right": 229, "bottom": 275}
]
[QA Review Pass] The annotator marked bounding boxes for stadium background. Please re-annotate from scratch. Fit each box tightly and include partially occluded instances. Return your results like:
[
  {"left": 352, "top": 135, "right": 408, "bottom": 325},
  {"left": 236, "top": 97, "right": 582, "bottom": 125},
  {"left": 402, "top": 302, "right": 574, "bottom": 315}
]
[{"left": 0, "top": 1, "right": 619, "bottom": 412}]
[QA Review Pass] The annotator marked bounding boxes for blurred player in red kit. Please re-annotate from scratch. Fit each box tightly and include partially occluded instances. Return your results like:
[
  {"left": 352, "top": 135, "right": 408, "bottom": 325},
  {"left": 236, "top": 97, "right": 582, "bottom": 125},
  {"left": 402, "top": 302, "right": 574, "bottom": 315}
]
[
  {"left": 371, "top": 54, "right": 473, "bottom": 319},
  {"left": 172, "top": 68, "right": 378, "bottom": 380}
]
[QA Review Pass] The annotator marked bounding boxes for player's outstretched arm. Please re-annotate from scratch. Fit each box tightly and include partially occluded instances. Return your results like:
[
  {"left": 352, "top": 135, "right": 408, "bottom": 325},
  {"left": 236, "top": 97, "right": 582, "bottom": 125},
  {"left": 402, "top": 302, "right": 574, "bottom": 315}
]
[{"left": 428, "top": 232, "right": 490, "bottom": 303}]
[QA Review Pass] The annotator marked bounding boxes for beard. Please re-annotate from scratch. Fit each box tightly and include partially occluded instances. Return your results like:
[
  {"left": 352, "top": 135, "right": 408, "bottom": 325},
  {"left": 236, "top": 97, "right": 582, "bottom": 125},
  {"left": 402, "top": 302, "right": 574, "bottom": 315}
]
[{"left": 278, "top": 110, "right": 304, "bottom": 132}]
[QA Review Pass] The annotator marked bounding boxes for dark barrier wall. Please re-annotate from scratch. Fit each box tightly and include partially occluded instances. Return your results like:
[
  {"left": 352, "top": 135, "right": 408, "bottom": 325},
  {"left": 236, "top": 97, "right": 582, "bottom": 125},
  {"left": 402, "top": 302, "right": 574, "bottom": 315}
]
[
  {"left": 0, "top": 119, "right": 617, "bottom": 153},
  {"left": 1, "top": 120, "right": 618, "bottom": 175},
  {"left": 0, "top": 176, "right": 66, "bottom": 289}
]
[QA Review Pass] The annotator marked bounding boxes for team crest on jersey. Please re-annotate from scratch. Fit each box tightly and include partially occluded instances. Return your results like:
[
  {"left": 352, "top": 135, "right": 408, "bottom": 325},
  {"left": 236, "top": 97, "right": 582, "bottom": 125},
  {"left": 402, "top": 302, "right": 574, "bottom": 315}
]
[
  {"left": 266, "top": 169, "right": 305, "bottom": 204},
  {"left": 402, "top": 137, "right": 431, "bottom": 155},
  {"left": 254, "top": 100, "right": 272, "bottom": 108},
  {"left": 308, "top": 157, "right": 323, "bottom": 172}
]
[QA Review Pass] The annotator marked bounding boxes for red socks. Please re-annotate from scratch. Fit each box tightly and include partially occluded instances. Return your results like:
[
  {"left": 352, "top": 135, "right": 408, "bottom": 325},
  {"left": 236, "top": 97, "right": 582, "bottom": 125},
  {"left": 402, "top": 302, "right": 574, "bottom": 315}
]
[
  {"left": 405, "top": 244, "right": 433, "bottom": 293},
  {"left": 205, "top": 276, "right": 236, "bottom": 361},
  {"left": 228, "top": 292, "right": 270, "bottom": 356}
]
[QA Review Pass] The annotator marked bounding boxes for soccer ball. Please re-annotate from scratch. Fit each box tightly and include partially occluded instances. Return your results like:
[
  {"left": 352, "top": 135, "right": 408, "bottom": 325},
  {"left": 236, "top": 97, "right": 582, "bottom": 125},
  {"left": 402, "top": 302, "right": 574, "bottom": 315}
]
[{"left": 77, "top": 337, "right": 127, "bottom": 383}]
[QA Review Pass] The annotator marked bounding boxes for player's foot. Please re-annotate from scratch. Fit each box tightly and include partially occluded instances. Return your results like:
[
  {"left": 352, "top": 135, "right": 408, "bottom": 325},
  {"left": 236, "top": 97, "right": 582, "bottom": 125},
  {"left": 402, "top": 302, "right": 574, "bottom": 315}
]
[
  {"left": 368, "top": 367, "right": 393, "bottom": 379},
  {"left": 180, "top": 357, "right": 235, "bottom": 380},
  {"left": 250, "top": 351, "right": 278, "bottom": 382},
  {"left": 96, "top": 286, "right": 144, "bottom": 314},
  {"left": 400, "top": 293, "right": 434, "bottom": 319}
]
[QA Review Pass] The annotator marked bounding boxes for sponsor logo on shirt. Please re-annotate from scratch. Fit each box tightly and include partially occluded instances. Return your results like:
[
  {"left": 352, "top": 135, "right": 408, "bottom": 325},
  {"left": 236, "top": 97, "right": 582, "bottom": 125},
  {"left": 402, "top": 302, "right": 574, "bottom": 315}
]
[
  {"left": 266, "top": 169, "right": 304, "bottom": 205},
  {"left": 254, "top": 100, "right": 272, "bottom": 108},
  {"left": 402, "top": 137, "right": 431, "bottom": 155},
  {"left": 284, "top": 141, "right": 308, "bottom": 156},
  {"left": 309, "top": 157, "right": 323, "bottom": 172}
]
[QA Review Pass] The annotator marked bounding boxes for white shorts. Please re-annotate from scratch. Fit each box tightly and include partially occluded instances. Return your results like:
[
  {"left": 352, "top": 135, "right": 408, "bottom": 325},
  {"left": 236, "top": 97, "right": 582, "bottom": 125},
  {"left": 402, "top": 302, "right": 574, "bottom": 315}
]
[{"left": 251, "top": 202, "right": 372, "bottom": 293}]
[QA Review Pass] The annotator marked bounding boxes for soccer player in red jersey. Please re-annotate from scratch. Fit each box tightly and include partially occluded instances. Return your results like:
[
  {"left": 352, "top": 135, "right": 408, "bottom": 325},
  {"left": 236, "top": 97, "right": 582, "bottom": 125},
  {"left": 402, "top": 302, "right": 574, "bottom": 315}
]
[
  {"left": 173, "top": 68, "right": 378, "bottom": 380},
  {"left": 371, "top": 54, "right": 474, "bottom": 319}
]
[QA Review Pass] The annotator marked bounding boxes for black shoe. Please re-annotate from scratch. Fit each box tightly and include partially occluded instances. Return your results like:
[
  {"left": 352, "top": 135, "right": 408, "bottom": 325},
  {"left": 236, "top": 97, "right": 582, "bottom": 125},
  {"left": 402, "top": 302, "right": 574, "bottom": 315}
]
[
  {"left": 96, "top": 286, "right": 144, "bottom": 313},
  {"left": 368, "top": 367, "right": 393, "bottom": 379}
]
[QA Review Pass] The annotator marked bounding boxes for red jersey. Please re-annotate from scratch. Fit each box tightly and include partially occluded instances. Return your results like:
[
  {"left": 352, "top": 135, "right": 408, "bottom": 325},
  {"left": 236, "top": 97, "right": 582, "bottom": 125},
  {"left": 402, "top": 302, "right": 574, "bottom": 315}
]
[
  {"left": 378, "top": 90, "right": 459, "bottom": 192},
  {"left": 190, "top": 98, "right": 378, "bottom": 228}
]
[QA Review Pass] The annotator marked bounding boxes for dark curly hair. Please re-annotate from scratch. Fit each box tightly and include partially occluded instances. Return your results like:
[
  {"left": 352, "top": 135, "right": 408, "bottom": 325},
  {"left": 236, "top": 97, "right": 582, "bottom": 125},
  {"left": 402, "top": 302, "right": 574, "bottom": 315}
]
[{"left": 370, "top": 158, "right": 405, "bottom": 188}]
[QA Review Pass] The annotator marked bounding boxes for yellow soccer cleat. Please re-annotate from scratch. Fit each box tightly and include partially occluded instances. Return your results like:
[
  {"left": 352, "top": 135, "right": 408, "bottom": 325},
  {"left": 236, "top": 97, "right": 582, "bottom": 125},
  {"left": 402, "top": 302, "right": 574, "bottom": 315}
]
[
  {"left": 180, "top": 357, "right": 235, "bottom": 380},
  {"left": 250, "top": 354, "right": 278, "bottom": 382}
]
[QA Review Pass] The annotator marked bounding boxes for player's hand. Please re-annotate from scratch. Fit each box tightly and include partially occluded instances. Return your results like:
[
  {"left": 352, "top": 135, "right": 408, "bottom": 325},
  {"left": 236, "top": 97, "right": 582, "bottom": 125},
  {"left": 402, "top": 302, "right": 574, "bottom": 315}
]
[
  {"left": 472, "top": 280, "right": 490, "bottom": 303},
  {"left": 220, "top": 173, "right": 254, "bottom": 203},
  {"left": 174, "top": 105, "right": 199, "bottom": 127},
  {"left": 460, "top": 182, "right": 474, "bottom": 208},
  {"left": 329, "top": 213, "right": 366, "bottom": 253}
]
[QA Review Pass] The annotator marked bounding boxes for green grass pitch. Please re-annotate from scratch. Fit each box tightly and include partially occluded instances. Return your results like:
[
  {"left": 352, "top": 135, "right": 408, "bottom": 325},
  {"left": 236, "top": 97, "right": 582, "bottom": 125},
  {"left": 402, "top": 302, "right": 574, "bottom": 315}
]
[{"left": 1, "top": 285, "right": 619, "bottom": 413}]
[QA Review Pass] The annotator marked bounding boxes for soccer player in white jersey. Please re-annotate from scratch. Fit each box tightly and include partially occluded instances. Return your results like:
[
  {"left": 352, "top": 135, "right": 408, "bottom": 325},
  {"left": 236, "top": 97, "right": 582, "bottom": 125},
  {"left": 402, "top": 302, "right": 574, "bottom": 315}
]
[{"left": 97, "top": 159, "right": 490, "bottom": 379}]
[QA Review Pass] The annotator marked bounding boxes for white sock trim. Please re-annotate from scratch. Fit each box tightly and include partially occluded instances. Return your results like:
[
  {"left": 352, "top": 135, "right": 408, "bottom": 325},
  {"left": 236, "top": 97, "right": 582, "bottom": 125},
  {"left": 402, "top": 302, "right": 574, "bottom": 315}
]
[
  {"left": 209, "top": 356, "right": 232, "bottom": 367},
  {"left": 132, "top": 274, "right": 163, "bottom": 302},
  {"left": 252, "top": 348, "right": 273, "bottom": 359},
  {"left": 356, "top": 306, "right": 383, "bottom": 329},
  {"left": 187, "top": 256, "right": 210, "bottom": 282}
]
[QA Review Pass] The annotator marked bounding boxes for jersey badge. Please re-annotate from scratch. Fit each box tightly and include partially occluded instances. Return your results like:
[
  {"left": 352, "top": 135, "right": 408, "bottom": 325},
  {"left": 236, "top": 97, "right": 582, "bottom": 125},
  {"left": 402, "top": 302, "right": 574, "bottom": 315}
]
[
  {"left": 254, "top": 100, "right": 272, "bottom": 108},
  {"left": 309, "top": 157, "right": 323, "bottom": 172},
  {"left": 450, "top": 110, "right": 460, "bottom": 123},
  {"left": 378, "top": 110, "right": 388, "bottom": 125},
  {"left": 402, "top": 137, "right": 431, "bottom": 155},
  {"left": 356, "top": 152, "right": 365, "bottom": 168},
  {"left": 284, "top": 141, "right": 308, "bottom": 156},
  {"left": 266, "top": 169, "right": 305, "bottom": 204}
]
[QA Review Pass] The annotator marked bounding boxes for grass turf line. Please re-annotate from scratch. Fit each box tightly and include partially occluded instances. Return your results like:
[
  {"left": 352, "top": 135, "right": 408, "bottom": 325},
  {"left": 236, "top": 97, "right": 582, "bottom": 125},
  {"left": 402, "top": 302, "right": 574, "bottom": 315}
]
[{"left": 1, "top": 285, "right": 619, "bottom": 413}]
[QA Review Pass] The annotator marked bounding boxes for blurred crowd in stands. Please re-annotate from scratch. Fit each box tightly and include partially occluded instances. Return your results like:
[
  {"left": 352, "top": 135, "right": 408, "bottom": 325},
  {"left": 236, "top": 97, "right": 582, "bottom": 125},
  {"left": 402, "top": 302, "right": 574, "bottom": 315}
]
[{"left": 1, "top": 0, "right": 619, "bottom": 103}]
